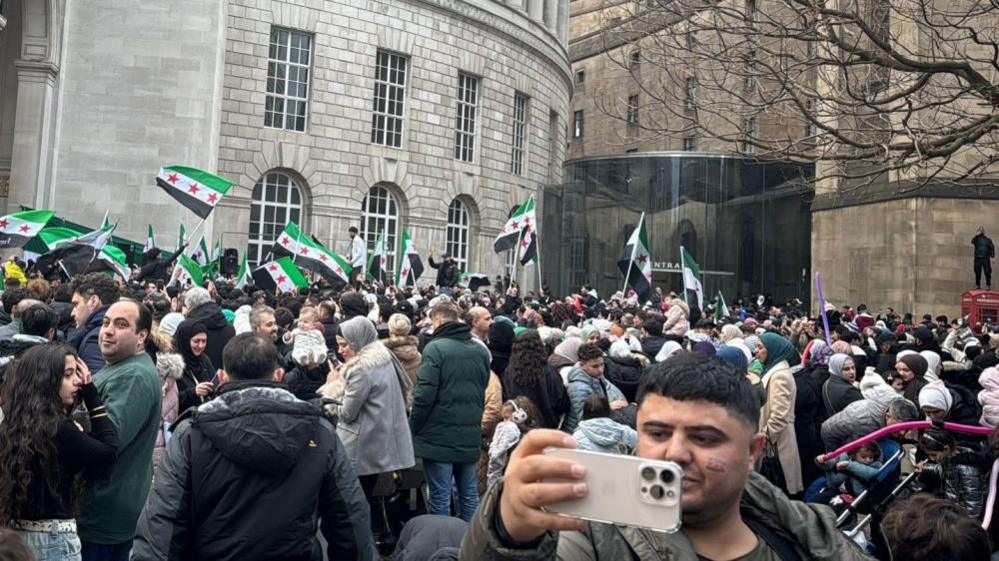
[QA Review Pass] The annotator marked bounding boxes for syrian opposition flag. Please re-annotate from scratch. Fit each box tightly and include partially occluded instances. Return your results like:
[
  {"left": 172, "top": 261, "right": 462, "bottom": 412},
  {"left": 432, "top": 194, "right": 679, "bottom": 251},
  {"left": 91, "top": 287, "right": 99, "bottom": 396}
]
[
  {"left": 396, "top": 229, "right": 424, "bottom": 286},
  {"left": 714, "top": 291, "right": 730, "bottom": 323},
  {"left": 681, "top": 245, "right": 704, "bottom": 310},
  {"left": 171, "top": 254, "right": 204, "bottom": 287},
  {"left": 494, "top": 197, "right": 536, "bottom": 253},
  {"left": 519, "top": 223, "right": 538, "bottom": 266},
  {"left": 617, "top": 212, "right": 653, "bottom": 301},
  {"left": 156, "top": 166, "right": 233, "bottom": 219},
  {"left": 252, "top": 257, "right": 308, "bottom": 294},
  {"left": 34, "top": 223, "right": 121, "bottom": 279},
  {"left": 144, "top": 225, "right": 155, "bottom": 253},
  {"left": 461, "top": 272, "right": 491, "bottom": 292},
  {"left": 367, "top": 231, "right": 390, "bottom": 284},
  {"left": 234, "top": 252, "right": 250, "bottom": 289},
  {"left": 190, "top": 237, "right": 210, "bottom": 267},
  {"left": 272, "top": 222, "right": 352, "bottom": 288},
  {"left": 0, "top": 210, "right": 55, "bottom": 249},
  {"left": 176, "top": 224, "right": 186, "bottom": 252}
]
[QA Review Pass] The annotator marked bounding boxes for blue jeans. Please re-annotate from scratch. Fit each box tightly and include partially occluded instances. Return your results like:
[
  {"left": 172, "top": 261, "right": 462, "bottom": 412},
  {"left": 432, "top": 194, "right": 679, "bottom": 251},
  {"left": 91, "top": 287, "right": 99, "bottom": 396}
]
[
  {"left": 16, "top": 528, "right": 81, "bottom": 561},
  {"left": 80, "top": 541, "right": 131, "bottom": 561},
  {"left": 424, "top": 461, "right": 479, "bottom": 522}
]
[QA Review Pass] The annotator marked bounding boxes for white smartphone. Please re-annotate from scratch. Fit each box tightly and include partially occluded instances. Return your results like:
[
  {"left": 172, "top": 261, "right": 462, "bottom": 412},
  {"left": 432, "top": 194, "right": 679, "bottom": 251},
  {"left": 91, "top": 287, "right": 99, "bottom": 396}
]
[{"left": 541, "top": 448, "right": 682, "bottom": 534}]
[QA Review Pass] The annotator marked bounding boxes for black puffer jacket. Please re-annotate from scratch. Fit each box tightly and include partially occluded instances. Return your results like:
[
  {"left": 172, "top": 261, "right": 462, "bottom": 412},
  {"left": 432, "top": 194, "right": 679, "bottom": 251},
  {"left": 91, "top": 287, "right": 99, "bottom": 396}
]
[
  {"left": 284, "top": 360, "right": 332, "bottom": 401},
  {"left": 133, "top": 381, "right": 375, "bottom": 561},
  {"left": 185, "top": 302, "right": 235, "bottom": 370},
  {"left": 604, "top": 355, "right": 645, "bottom": 403},
  {"left": 919, "top": 446, "right": 990, "bottom": 518}
]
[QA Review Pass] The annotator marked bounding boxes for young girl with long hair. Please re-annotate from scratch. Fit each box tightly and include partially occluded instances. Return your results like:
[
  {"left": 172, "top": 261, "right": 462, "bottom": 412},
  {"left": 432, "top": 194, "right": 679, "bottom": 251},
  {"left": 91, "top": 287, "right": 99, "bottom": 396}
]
[{"left": 0, "top": 343, "right": 117, "bottom": 561}]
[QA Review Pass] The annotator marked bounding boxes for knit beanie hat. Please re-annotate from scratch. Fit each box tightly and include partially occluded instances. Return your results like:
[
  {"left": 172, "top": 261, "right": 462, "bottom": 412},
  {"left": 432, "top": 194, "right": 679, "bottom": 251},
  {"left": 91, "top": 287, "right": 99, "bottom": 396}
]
[{"left": 292, "top": 330, "right": 328, "bottom": 366}]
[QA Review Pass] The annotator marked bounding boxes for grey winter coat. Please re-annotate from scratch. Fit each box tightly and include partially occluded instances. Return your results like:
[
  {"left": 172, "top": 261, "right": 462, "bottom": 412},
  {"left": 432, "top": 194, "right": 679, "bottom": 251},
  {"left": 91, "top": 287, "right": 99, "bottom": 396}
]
[
  {"left": 573, "top": 417, "right": 637, "bottom": 455},
  {"left": 336, "top": 341, "right": 415, "bottom": 476},
  {"left": 821, "top": 372, "right": 900, "bottom": 451},
  {"left": 563, "top": 367, "right": 626, "bottom": 434},
  {"left": 458, "top": 472, "right": 873, "bottom": 561}
]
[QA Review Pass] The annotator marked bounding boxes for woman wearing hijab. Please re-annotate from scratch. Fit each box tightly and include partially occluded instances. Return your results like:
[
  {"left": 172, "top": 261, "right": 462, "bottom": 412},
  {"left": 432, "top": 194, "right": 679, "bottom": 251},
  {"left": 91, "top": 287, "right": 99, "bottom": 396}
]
[
  {"left": 822, "top": 353, "right": 863, "bottom": 417},
  {"left": 756, "top": 332, "right": 803, "bottom": 495},
  {"left": 895, "top": 353, "right": 930, "bottom": 407},
  {"left": 549, "top": 337, "right": 582, "bottom": 386},
  {"left": 325, "top": 316, "right": 414, "bottom": 502},
  {"left": 174, "top": 320, "right": 215, "bottom": 413},
  {"left": 488, "top": 320, "right": 515, "bottom": 379}
]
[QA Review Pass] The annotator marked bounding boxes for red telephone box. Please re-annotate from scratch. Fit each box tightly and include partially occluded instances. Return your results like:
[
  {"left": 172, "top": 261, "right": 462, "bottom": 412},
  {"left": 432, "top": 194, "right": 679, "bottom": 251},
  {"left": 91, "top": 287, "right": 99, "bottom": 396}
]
[{"left": 961, "top": 290, "right": 999, "bottom": 327}]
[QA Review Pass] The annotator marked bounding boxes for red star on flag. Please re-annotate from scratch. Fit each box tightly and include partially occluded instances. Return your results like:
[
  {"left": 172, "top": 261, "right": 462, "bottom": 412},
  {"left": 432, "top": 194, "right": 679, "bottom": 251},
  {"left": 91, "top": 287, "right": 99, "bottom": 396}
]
[
  {"left": 269, "top": 264, "right": 278, "bottom": 272},
  {"left": 167, "top": 173, "right": 179, "bottom": 184},
  {"left": 300, "top": 247, "right": 309, "bottom": 256},
  {"left": 18, "top": 225, "right": 31, "bottom": 234},
  {"left": 638, "top": 255, "right": 648, "bottom": 263},
  {"left": 207, "top": 193, "right": 218, "bottom": 204},
  {"left": 522, "top": 239, "right": 530, "bottom": 248},
  {"left": 512, "top": 220, "right": 520, "bottom": 229},
  {"left": 187, "top": 183, "right": 200, "bottom": 194},
  {"left": 281, "top": 238, "right": 291, "bottom": 247},
  {"left": 0, "top": 219, "right": 9, "bottom": 230},
  {"left": 319, "top": 253, "right": 328, "bottom": 262},
  {"left": 277, "top": 275, "right": 287, "bottom": 284}
]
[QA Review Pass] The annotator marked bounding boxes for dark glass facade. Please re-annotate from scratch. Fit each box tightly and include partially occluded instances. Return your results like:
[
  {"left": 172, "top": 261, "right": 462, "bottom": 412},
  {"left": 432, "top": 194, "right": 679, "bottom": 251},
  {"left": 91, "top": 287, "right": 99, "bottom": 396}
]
[{"left": 542, "top": 154, "right": 814, "bottom": 306}]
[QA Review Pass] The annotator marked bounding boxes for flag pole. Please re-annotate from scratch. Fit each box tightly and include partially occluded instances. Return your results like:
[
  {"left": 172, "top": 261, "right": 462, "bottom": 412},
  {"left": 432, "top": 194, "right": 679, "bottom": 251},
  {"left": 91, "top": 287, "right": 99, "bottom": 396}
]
[
  {"left": 532, "top": 195, "right": 542, "bottom": 291},
  {"left": 622, "top": 212, "right": 644, "bottom": 296}
]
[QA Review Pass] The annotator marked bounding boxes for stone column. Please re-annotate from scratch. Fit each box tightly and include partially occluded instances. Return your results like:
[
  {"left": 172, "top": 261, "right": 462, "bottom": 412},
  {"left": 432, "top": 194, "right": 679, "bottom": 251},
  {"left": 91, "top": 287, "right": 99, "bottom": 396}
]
[
  {"left": 528, "top": 0, "right": 544, "bottom": 24},
  {"left": 8, "top": 59, "right": 59, "bottom": 213},
  {"left": 544, "top": 0, "right": 558, "bottom": 34}
]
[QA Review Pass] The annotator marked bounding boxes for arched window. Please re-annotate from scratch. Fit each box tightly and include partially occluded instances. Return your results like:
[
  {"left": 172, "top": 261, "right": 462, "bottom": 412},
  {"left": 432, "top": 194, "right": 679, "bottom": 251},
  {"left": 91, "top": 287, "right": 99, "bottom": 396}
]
[
  {"left": 249, "top": 172, "right": 303, "bottom": 266},
  {"left": 361, "top": 185, "right": 400, "bottom": 271},
  {"left": 446, "top": 199, "right": 470, "bottom": 272}
]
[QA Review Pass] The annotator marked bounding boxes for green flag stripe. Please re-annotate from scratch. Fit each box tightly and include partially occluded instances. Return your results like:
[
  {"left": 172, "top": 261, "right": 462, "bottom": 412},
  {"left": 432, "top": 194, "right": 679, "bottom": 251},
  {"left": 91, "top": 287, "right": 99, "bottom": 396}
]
[{"left": 163, "top": 166, "right": 233, "bottom": 194}]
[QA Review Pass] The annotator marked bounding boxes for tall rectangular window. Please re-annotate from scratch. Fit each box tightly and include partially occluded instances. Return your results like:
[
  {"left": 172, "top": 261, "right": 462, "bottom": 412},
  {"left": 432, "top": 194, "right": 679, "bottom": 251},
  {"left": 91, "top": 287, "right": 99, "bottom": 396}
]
[
  {"left": 682, "top": 136, "right": 697, "bottom": 151},
  {"left": 371, "top": 50, "right": 408, "bottom": 148},
  {"left": 511, "top": 93, "right": 529, "bottom": 176},
  {"left": 684, "top": 77, "right": 697, "bottom": 113},
  {"left": 741, "top": 117, "right": 757, "bottom": 154},
  {"left": 265, "top": 28, "right": 311, "bottom": 132},
  {"left": 454, "top": 73, "right": 479, "bottom": 162},
  {"left": 626, "top": 95, "right": 639, "bottom": 126},
  {"left": 573, "top": 110, "right": 584, "bottom": 138}
]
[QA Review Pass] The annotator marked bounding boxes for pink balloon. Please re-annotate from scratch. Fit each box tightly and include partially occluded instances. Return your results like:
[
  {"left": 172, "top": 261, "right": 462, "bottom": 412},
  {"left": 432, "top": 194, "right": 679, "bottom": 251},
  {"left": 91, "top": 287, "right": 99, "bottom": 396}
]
[{"left": 821, "top": 421, "right": 993, "bottom": 462}]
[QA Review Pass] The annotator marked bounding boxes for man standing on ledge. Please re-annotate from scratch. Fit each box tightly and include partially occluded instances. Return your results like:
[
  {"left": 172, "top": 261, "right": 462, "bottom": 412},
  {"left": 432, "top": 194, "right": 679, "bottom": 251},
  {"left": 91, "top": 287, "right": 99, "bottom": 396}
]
[
  {"left": 347, "top": 226, "right": 367, "bottom": 288},
  {"left": 973, "top": 226, "right": 994, "bottom": 289}
]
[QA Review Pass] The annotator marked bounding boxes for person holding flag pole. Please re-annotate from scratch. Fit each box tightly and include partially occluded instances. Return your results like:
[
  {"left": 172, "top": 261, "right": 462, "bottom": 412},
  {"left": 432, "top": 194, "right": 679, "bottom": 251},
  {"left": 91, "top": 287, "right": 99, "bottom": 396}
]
[{"left": 617, "top": 212, "right": 652, "bottom": 301}]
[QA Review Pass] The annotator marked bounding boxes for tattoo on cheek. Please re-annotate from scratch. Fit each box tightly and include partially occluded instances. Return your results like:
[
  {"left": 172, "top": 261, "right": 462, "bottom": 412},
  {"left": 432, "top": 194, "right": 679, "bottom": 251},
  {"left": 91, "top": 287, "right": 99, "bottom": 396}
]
[{"left": 707, "top": 457, "right": 727, "bottom": 472}]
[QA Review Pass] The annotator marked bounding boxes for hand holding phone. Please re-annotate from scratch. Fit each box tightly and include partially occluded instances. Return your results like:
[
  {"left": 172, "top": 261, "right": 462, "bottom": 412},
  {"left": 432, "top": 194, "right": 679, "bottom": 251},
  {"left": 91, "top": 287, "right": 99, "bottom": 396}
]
[{"left": 497, "top": 430, "right": 591, "bottom": 544}]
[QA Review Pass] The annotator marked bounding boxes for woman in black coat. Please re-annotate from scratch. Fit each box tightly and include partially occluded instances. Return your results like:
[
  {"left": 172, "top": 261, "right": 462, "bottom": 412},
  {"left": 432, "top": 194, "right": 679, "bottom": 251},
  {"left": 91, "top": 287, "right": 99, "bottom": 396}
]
[
  {"left": 174, "top": 320, "right": 215, "bottom": 412},
  {"left": 822, "top": 353, "right": 862, "bottom": 417},
  {"left": 501, "top": 330, "right": 568, "bottom": 430}
]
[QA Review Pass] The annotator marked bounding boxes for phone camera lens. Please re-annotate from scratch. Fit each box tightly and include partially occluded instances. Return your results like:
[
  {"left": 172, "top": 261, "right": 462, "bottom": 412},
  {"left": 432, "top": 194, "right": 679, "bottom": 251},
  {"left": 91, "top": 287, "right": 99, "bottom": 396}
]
[
  {"left": 660, "top": 469, "right": 675, "bottom": 484},
  {"left": 641, "top": 467, "right": 656, "bottom": 482},
  {"left": 650, "top": 485, "right": 665, "bottom": 500}
]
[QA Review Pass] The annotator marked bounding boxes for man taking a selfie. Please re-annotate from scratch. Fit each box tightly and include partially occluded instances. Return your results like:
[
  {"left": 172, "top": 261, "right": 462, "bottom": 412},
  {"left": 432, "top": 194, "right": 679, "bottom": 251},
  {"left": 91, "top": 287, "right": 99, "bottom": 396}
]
[{"left": 460, "top": 352, "right": 871, "bottom": 560}]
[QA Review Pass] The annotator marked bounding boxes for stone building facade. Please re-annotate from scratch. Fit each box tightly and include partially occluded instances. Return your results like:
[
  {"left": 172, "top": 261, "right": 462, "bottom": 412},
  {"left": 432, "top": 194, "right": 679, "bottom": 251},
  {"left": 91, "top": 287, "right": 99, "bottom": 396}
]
[{"left": 0, "top": 0, "right": 571, "bottom": 284}]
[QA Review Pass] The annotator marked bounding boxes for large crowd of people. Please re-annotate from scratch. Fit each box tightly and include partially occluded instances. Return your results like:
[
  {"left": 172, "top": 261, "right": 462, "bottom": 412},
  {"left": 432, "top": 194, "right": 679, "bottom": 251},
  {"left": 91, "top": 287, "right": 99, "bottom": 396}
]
[{"left": 1, "top": 255, "right": 999, "bottom": 560}]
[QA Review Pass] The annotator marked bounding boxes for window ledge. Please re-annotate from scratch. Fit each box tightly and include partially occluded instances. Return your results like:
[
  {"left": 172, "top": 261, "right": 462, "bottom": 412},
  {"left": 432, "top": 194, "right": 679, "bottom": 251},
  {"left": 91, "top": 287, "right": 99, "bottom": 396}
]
[
  {"left": 453, "top": 160, "right": 480, "bottom": 176},
  {"left": 368, "top": 144, "right": 409, "bottom": 162}
]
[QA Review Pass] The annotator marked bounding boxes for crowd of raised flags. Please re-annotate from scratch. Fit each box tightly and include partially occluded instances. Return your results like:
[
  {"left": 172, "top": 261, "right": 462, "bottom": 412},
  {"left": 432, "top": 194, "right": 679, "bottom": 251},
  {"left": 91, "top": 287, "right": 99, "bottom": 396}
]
[{"left": 0, "top": 163, "right": 723, "bottom": 306}]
